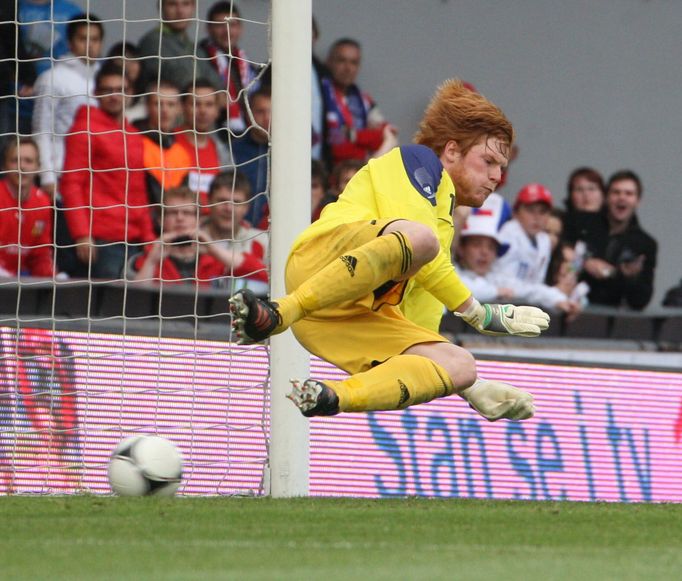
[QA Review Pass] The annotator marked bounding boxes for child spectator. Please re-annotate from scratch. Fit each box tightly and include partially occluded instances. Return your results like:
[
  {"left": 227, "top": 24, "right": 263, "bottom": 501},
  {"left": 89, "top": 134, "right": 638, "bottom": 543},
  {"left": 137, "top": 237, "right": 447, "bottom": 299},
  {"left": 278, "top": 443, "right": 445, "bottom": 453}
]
[
  {"left": 32, "top": 14, "right": 103, "bottom": 198},
  {"left": 452, "top": 192, "right": 511, "bottom": 259},
  {"left": 494, "top": 183, "right": 581, "bottom": 317},
  {"left": 201, "top": 171, "right": 268, "bottom": 293},
  {"left": 128, "top": 185, "right": 261, "bottom": 287},
  {"left": 455, "top": 213, "right": 514, "bottom": 303},
  {"left": 0, "top": 138, "right": 54, "bottom": 278}
]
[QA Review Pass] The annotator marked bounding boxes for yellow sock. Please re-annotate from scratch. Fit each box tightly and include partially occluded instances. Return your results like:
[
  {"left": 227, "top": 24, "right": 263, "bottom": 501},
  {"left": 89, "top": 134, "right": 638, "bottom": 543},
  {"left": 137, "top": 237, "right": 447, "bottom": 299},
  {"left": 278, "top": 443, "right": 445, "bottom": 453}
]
[
  {"left": 324, "top": 354, "right": 454, "bottom": 413},
  {"left": 274, "top": 232, "right": 413, "bottom": 331}
]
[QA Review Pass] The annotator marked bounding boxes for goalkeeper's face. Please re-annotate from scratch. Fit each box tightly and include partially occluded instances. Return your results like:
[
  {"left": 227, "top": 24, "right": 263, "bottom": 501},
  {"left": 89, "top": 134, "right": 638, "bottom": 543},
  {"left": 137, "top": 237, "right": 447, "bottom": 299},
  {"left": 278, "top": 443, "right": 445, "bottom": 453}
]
[{"left": 445, "top": 137, "right": 508, "bottom": 209}]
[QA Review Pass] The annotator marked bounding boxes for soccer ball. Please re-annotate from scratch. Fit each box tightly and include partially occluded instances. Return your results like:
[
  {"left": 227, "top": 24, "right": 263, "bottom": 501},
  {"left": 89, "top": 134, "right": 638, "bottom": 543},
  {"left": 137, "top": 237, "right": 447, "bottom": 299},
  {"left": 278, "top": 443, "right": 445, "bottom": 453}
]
[{"left": 107, "top": 435, "right": 183, "bottom": 497}]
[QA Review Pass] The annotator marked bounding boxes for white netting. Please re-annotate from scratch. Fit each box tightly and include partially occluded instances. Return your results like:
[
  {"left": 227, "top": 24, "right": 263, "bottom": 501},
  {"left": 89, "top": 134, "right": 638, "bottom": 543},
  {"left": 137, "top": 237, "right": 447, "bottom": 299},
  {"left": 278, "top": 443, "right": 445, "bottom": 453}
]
[{"left": 0, "top": 0, "right": 272, "bottom": 495}]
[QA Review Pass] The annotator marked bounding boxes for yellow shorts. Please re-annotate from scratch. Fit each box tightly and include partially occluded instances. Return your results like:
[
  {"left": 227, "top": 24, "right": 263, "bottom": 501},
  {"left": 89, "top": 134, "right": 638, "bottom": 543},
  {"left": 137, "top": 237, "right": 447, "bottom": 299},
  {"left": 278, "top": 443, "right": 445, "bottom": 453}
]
[{"left": 285, "top": 220, "right": 448, "bottom": 375}]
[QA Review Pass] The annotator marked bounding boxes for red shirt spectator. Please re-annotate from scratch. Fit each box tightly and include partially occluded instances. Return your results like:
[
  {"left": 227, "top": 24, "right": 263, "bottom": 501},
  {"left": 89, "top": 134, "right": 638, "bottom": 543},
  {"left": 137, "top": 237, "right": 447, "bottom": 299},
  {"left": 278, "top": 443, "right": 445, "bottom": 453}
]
[
  {"left": 61, "top": 104, "right": 154, "bottom": 244},
  {"left": 177, "top": 79, "right": 231, "bottom": 212},
  {"left": 322, "top": 38, "right": 397, "bottom": 167},
  {"left": 0, "top": 138, "right": 54, "bottom": 277},
  {"left": 128, "top": 186, "right": 263, "bottom": 286}
]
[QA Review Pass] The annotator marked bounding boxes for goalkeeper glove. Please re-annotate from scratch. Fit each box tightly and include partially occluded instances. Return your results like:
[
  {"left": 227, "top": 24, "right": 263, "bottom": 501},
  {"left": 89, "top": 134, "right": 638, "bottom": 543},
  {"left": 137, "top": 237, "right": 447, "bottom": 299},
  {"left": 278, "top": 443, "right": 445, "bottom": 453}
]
[{"left": 455, "top": 298, "right": 550, "bottom": 337}]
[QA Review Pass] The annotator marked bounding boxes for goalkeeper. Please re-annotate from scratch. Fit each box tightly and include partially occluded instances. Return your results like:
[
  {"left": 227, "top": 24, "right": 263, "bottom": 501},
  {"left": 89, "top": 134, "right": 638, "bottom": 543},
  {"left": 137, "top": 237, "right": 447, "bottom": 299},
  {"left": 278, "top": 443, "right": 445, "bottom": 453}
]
[{"left": 230, "top": 79, "right": 549, "bottom": 422}]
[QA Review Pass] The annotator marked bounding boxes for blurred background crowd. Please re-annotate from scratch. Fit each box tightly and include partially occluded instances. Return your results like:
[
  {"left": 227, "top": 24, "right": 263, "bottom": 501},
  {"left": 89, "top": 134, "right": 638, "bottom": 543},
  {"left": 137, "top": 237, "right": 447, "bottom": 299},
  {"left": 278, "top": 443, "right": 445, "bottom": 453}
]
[{"left": 1, "top": 0, "right": 680, "bottom": 320}]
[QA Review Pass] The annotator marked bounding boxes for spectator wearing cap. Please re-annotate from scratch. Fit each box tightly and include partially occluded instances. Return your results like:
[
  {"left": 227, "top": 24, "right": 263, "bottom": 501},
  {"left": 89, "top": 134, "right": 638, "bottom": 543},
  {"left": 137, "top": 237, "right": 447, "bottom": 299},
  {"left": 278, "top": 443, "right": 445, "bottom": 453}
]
[
  {"left": 493, "top": 183, "right": 581, "bottom": 318},
  {"left": 580, "top": 170, "right": 657, "bottom": 310}
]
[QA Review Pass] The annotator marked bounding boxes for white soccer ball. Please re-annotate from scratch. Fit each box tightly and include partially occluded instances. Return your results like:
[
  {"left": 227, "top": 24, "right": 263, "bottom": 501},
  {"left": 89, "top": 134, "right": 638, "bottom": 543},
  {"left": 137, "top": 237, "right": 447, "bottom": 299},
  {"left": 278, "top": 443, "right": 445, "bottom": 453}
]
[{"left": 107, "top": 435, "right": 183, "bottom": 497}]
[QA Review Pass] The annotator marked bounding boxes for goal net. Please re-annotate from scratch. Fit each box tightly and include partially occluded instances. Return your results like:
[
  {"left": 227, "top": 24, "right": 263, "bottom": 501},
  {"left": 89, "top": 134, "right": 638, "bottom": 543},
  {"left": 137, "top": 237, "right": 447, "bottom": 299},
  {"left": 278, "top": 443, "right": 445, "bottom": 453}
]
[{"left": 0, "top": 0, "right": 301, "bottom": 496}]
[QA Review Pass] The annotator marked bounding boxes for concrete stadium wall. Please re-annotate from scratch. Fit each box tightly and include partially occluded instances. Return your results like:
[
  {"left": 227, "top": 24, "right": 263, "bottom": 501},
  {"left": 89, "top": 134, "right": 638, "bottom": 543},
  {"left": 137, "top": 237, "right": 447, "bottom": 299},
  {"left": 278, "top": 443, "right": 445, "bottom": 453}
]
[{"left": 76, "top": 0, "right": 682, "bottom": 307}]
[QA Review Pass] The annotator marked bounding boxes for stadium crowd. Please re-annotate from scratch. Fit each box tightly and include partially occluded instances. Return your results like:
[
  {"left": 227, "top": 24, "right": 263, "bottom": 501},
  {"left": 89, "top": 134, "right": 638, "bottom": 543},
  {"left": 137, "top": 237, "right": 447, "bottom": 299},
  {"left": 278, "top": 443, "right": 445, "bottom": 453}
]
[{"left": 0, "top": 0, "right": 672, "bottom": 316}]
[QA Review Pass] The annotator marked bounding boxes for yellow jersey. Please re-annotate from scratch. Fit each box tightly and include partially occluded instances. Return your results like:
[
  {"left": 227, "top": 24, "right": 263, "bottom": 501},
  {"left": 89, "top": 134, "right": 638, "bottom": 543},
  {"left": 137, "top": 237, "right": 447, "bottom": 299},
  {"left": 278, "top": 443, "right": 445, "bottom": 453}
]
[{"left": 291, "top": 145, "right": 471, "bottom": 332}]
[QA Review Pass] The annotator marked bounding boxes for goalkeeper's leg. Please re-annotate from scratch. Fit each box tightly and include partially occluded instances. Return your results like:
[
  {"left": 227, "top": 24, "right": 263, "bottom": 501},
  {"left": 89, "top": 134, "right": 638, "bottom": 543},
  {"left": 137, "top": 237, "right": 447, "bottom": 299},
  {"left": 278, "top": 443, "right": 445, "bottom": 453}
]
[
  {"left": 406, "top": 342, "right": 535, "bottom": 421},
  {"left": 287, "top": 341, "right": 534, "bottom": 421},
  {"left": 229, "top": 220, "right": 438, "bottom": 344}
]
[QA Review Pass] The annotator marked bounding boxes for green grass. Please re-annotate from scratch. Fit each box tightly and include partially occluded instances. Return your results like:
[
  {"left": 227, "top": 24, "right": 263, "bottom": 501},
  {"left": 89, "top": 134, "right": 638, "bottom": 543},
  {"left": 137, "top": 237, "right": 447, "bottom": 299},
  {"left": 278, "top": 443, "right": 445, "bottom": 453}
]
[{"left": 2, "top": 497, "right": 682, "bottom": 581}]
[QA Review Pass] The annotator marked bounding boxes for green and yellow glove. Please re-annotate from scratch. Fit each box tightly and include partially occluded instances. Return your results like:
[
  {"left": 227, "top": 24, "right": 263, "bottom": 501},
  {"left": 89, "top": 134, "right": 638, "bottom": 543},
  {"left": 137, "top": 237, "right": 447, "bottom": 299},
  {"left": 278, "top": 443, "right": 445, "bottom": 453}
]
[{"left": 456, "top": 298, "right": 550, "bottom": 337}]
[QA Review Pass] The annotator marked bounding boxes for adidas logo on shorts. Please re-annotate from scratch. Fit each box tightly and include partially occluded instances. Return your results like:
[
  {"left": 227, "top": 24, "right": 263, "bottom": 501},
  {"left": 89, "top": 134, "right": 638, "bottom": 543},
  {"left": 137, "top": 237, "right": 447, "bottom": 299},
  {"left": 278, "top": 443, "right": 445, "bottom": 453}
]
[{"left": 340, "top": 255, "right": 358, "bottom": 277}]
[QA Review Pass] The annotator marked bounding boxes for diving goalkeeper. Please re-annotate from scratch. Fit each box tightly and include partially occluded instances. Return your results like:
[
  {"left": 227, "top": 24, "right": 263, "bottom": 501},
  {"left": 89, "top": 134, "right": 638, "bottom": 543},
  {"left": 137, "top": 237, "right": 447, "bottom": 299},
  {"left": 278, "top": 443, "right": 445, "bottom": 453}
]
[{"left": 229, "top": 79, "right": 549, "bottom": 421}]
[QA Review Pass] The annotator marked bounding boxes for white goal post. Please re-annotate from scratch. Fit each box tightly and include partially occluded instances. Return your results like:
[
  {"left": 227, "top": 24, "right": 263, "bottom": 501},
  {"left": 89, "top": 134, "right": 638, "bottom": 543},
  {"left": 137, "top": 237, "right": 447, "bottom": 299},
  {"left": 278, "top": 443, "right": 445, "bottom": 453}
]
[{"left": 268, "top": 0, "right": 312, "bottom": 497}]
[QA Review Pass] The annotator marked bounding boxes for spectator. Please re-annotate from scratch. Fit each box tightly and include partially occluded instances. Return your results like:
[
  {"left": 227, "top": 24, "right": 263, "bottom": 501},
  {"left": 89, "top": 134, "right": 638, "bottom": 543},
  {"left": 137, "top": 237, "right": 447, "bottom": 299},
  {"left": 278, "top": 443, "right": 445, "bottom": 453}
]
[
  {"left": 455, "top": 214, "right": 515, "bottom": 303},
  {"left": 311, "top": 16, "right": 329, "bottom": 165},
  {"left": 322, "top": 37, "right": 398, "bottom": 167},
  {"left": 581, "top": 170, "right": 657, "bottom": 310},
  {"left": 32, "top": 14, "right": 103, "bottom": 199},
  {"left": 0, "top": 138, "right": 54, "bottom": 278},
  {"left": 231, "top": 87, "right": 271, "bottom": 228},
  {"left": 200, "top": 1, "right": 259, "bottom": 133},
  {"left": 201, "top": 171, "right": 268, "bottom": 292},
  {"left": 0, "top": 3, "right": 36, "bottom": 137},
  {"left": 311, "top": 159, "right": 330, "bottom": 221},
  {"left": 329, "top": 159, "right": 364, "bottom": 198},
  {"left": 135, "top": 79, "right": 192, "bottom": 215},
  {"left": 137, "top": 0, "right": 222, "bottom": 91},
  {"left": 662, "top": 279, "right": 682, "bottom": 307},
  {"left": 176, "top": 79, "right": 231, "bottom": 210},
  {"left": 456, "top": 213, "right": 579, "bottom": 321},
  {"left": 562, "top": 166, "right": 606, "bottom": 245},
  {"left": 60, "top": 63, "right": 155, "bottom": 279},
  {"left": 544, "top": 208, "right": 589, "bottom": 307},
  {"left": 128, "top": 186, "right": 252, "bottom": 286},
  {"left": 106, "top": 42, "right": 147, "bottom": 123},
  {"left": 452, "top": 191, "right": 511, "bottom": 257},
  {"left": 18, "top": 0, "right": 82, "bottom": 133},
  {"left": 494, "top": 183, "right": 581, "bottom": 317},
  {"left": 18, "top": 0, "right": 82, "bottom": 77}
]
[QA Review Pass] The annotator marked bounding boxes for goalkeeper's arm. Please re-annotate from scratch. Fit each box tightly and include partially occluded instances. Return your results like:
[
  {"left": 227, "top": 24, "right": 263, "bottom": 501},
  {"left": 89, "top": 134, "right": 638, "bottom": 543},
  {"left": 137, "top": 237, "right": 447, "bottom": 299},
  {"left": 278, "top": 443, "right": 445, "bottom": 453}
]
[
  {"left": 413, "top": 250, "right": 550, "bottom": 337},
  {"left": 453, "top": 296, "right": 550, "bottom": 337}
]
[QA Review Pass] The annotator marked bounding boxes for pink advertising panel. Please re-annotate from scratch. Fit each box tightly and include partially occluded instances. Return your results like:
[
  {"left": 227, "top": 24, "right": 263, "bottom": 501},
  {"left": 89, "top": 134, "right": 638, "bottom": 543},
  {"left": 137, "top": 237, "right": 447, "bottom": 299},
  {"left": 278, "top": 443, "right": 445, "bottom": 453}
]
[
  {"left": 0, "top": 328, "right": 269, "bottom": 495},
  {"left": 1, "top": 327, "right": 681, "bottom": 502},
  {"left": 311, "top": 360, "right": 682, "bottom": 502}
]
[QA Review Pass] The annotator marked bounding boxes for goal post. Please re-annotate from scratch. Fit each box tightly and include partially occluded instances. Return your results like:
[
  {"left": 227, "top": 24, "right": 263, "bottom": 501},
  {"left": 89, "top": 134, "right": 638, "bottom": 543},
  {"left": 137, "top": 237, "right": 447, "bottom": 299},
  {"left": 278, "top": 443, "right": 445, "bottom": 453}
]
[{"left": 268, "top": 0, "right": 313, "bottom": 497}]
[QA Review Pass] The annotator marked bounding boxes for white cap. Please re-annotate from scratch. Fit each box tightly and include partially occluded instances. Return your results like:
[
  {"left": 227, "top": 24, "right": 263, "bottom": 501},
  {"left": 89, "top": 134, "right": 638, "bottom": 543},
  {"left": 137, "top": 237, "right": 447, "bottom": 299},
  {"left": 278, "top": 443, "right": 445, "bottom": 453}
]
[
  {"left": 460, "top": 214, "right": 504, "bottom": 245},
  {"left": 459, "top": 192, "right": 511, "bottom": 255}
]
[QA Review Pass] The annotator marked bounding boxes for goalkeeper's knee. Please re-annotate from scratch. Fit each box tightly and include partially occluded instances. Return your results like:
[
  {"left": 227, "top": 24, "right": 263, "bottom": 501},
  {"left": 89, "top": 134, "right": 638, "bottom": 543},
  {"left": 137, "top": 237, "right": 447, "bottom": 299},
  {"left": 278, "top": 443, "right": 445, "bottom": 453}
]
[{"left": 459, "top": 379, "right": 535, "bottom": 421}]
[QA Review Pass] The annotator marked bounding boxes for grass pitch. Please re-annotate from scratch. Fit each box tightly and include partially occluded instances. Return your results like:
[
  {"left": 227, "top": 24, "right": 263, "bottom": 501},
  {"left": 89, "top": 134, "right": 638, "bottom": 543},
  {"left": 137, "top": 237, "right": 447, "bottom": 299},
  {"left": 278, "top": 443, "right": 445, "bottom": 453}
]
[{"left": 2, "top": 497, "right": 682, "bottom": 580}]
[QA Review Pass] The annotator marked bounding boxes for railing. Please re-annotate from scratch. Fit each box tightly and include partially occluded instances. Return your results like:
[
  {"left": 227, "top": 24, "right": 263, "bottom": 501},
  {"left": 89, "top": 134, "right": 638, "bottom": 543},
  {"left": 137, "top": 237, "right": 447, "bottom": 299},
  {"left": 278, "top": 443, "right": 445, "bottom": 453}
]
[{"left": 1, "top": 278, "right": 681, "bottom": 347}]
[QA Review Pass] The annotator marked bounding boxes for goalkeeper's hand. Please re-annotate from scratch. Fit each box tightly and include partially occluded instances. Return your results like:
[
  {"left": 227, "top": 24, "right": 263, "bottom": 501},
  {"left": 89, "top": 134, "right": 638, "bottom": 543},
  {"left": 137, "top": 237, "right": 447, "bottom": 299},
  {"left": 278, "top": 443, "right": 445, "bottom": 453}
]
[{"left": 455, "top": 298, "right": 550, "bottom": 337}]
